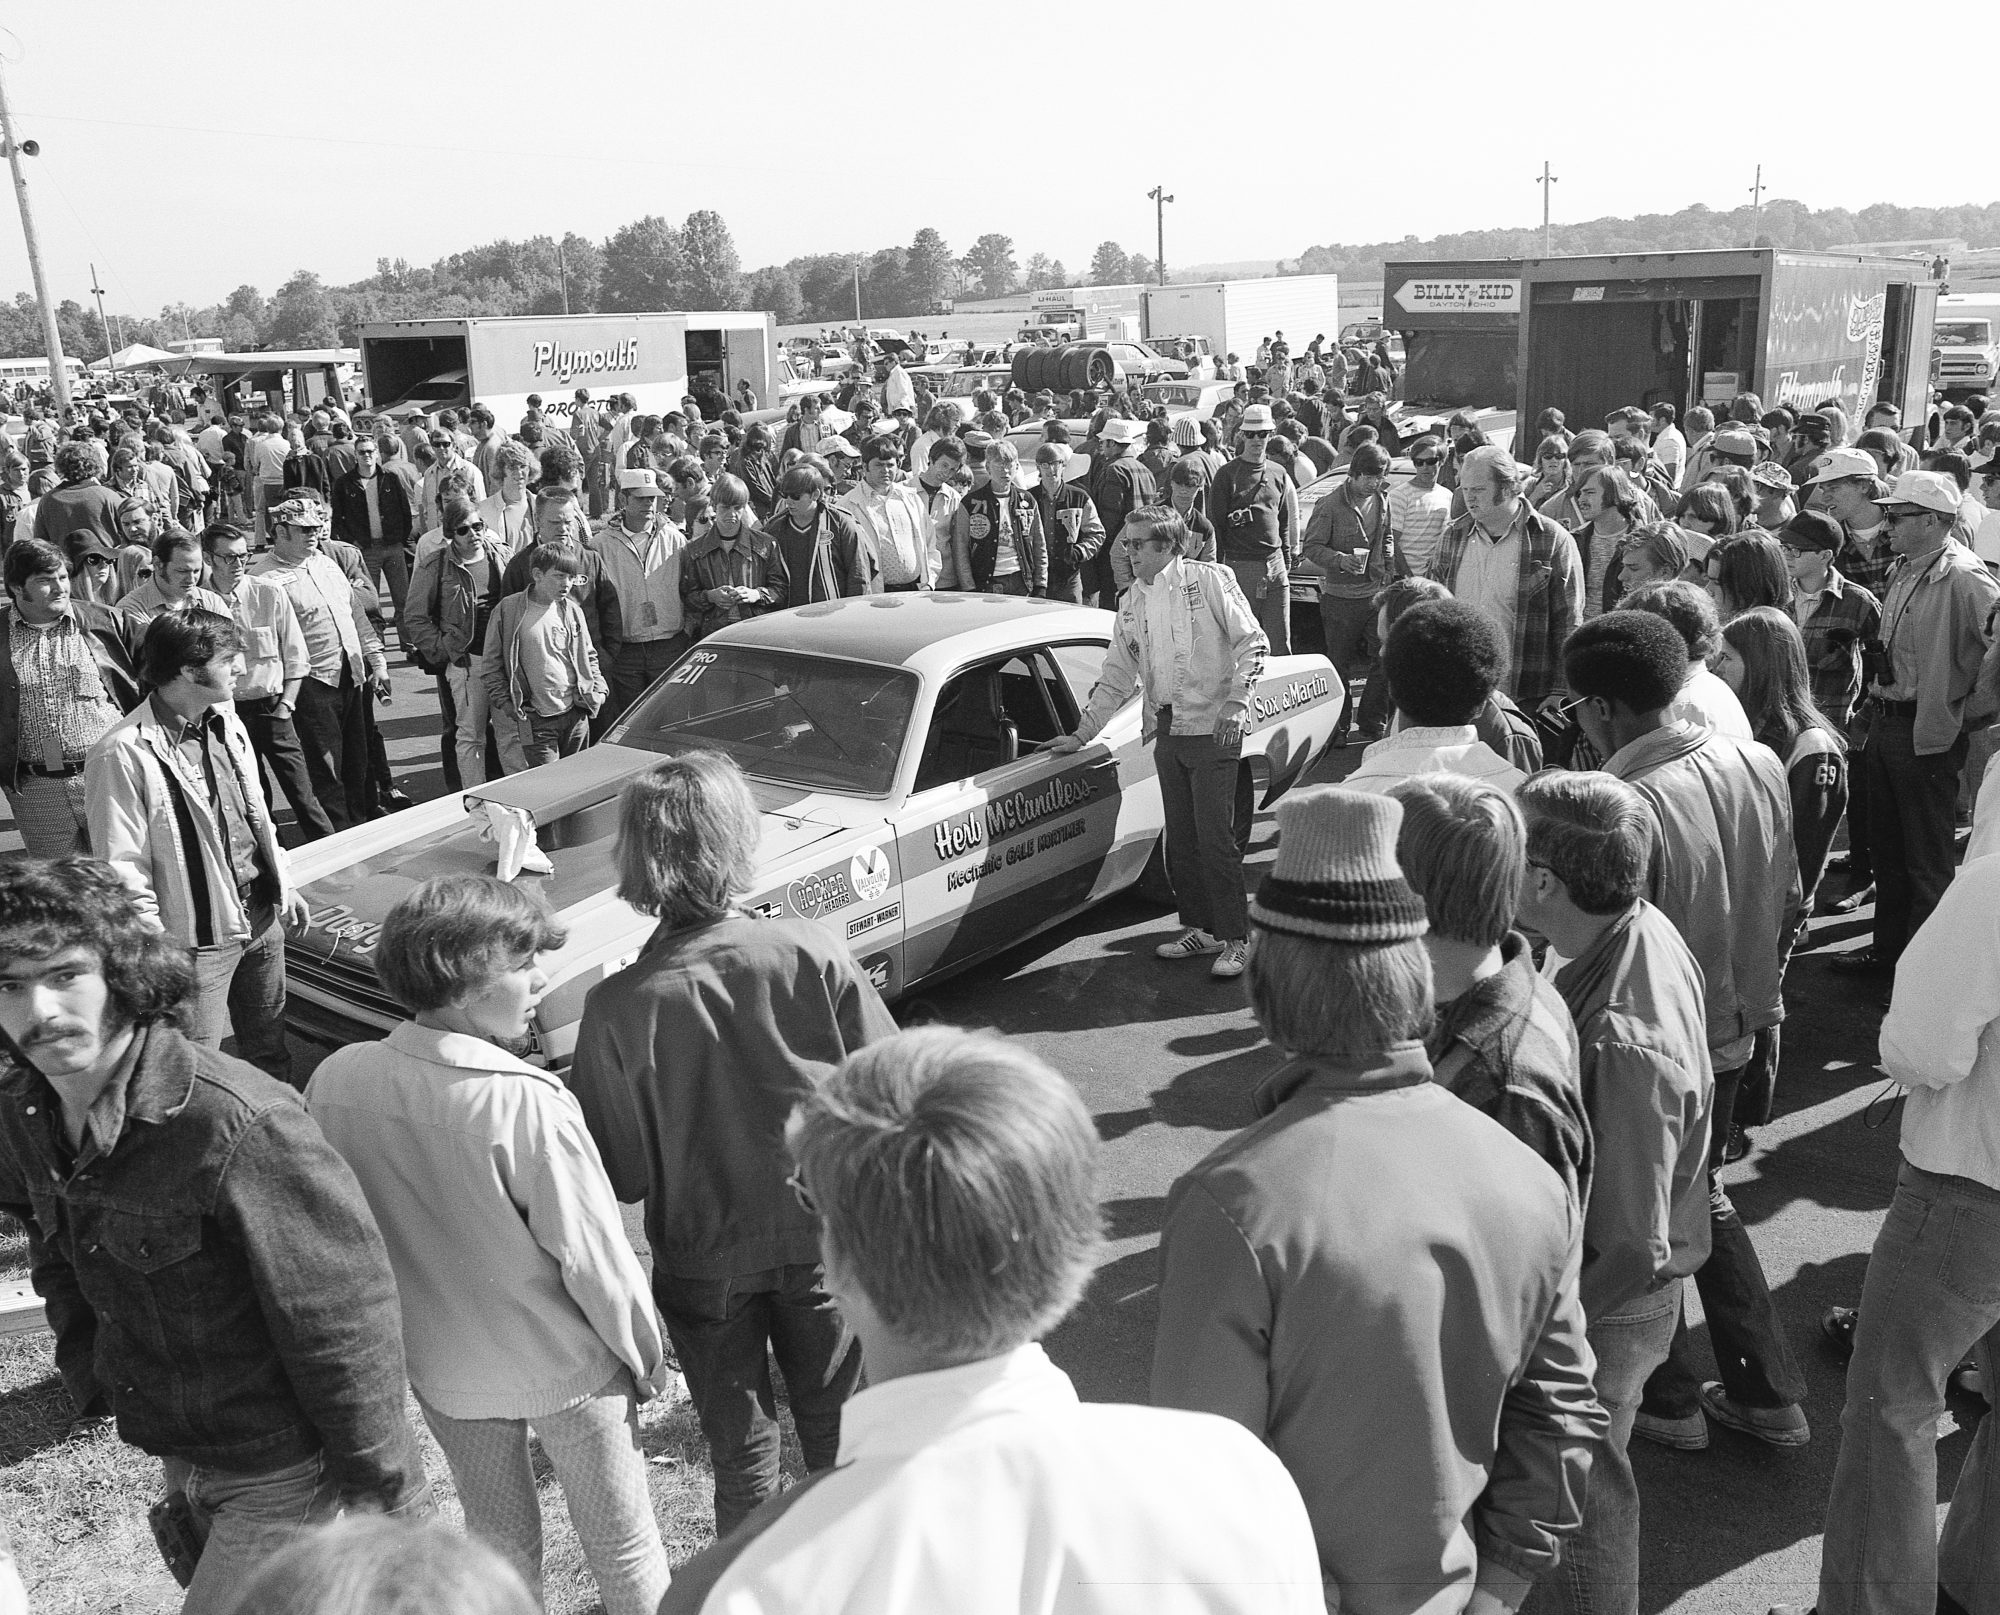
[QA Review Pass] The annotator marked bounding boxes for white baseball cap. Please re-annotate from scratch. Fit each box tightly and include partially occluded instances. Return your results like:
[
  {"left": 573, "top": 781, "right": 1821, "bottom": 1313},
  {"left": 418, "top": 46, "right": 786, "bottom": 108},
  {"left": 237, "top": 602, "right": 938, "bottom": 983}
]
[{"left": 1872, "top": 469, "right": 1964, "bottom": 517}]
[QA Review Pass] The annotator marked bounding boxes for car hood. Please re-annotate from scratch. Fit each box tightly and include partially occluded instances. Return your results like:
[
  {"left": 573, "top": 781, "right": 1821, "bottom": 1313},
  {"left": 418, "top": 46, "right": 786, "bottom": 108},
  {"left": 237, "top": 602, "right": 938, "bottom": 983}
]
[{"left": 287, "top": 744, "right": 860, "bottom": 978}]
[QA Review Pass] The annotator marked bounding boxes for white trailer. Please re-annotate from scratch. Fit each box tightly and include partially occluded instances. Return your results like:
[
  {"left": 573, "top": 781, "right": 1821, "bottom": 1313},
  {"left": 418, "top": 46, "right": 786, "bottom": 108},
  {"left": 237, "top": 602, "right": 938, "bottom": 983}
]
[
  {"left": 359, "top": 310, "right": 778, "bottom": 425},
  {"left": 1140, "top": 275, "right": 1343, "bottom": 366}
]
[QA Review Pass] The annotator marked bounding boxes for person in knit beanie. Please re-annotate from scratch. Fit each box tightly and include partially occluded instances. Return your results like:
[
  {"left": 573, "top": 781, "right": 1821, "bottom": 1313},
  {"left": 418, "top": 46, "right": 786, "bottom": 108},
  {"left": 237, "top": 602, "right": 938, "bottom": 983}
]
[{"left": 1152, "top": 784, "right": 1606, "bottom": 1615}]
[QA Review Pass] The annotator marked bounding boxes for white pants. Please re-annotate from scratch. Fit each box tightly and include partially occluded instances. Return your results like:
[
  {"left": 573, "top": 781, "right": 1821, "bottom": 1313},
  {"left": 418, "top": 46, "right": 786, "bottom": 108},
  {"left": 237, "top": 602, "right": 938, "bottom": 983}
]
[
  {"left": 417, "top": 1371, "right": 669, "bottom": 1615},
  {"left": 445, "top": 660, "right": 490, "bottom": 787}
]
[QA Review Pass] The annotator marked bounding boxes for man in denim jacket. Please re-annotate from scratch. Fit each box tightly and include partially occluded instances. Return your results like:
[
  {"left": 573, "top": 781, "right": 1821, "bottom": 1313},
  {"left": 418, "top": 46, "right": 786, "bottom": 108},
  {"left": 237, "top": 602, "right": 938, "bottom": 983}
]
[
  {"left": 0, "top": 858, "right": 427, "bottom": 1614},
  {"left": 1053, "top": 505, "right": 1270, "bottom": 980}
]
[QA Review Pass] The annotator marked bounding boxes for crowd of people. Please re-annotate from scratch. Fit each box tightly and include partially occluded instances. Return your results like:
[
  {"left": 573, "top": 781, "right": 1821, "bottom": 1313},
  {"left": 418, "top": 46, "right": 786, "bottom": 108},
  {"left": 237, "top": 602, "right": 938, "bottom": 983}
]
[{"left": 0, "top": 334, "right": 1997, "bottom": 1615}]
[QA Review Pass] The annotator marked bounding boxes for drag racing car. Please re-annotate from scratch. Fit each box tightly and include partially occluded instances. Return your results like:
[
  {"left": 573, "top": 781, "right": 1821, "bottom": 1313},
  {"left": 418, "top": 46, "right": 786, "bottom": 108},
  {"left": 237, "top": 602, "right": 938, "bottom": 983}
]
[{"left": 283, "top": 595, "right": 1346, "bottom": 1066}]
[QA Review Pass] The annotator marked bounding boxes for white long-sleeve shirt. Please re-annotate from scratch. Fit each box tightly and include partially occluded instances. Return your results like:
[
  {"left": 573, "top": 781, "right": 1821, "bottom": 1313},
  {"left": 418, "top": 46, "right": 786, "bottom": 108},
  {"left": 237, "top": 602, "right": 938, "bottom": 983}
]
[
  {"left": 668, "top": 1343, "right": 1324, "bottom": 1614},
  {"left": 1880, "top": 851, "right": 2000, "bottom": 1190}
]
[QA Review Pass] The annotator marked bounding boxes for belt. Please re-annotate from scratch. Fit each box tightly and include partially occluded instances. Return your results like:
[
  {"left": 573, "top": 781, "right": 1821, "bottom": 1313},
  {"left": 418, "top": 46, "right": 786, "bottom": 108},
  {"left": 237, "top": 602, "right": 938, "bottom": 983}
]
[
  {"left": 23, "top": 759, "right": 85, "bottom": 780},
  {"left": 1873, "top": 698, "right": 1920, "bottom": 717},
  {"left": 883, "top": 580, "right": 924, "bottom": 593}
]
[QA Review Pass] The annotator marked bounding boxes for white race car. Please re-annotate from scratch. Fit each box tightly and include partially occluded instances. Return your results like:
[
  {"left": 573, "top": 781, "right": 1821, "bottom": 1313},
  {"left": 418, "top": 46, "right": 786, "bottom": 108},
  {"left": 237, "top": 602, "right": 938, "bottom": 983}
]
[{"left": 284, "top": 597, "right": 1345, "bottom": 1066}]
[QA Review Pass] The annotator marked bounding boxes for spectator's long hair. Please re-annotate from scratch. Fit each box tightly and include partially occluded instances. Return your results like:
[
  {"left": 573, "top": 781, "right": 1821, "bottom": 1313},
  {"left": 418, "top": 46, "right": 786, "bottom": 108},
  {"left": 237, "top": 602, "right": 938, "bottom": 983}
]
[
  {"left": 0, "top": 858, "right": 195, "bottom": 1042},
  {"left": 1720, "top": 607, "right": 1843, "bottom": 758}
]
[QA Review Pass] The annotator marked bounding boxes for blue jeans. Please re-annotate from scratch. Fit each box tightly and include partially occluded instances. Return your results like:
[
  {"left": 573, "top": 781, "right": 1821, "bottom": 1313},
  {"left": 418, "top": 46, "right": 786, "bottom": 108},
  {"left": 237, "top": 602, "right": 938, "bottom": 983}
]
[
  {"left": 1549, "top": 1279, "right": 1682, "bottom": 1615},
  {"left": 184, "top": 904, "right": 293, "bottom": 1089},
  {"left": 651, "top": 1263, "right": 862, "bottom": 1535},
  {"left": 160, "top": 1451, "right": 341, "bottom": 1615},
  {"left": 1820, "top": 1159, "right": 2000, "bottom": 1615}
]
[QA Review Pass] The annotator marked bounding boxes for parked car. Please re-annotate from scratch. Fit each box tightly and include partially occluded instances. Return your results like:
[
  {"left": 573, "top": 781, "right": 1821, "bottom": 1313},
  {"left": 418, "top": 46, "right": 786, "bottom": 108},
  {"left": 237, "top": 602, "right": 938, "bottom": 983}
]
[
  {"left": 1138, "top": 380, "right": 1236, "bottom": 420},
  {"left": 281, "top": 597, "right": 1344, "bottom": 1064}
]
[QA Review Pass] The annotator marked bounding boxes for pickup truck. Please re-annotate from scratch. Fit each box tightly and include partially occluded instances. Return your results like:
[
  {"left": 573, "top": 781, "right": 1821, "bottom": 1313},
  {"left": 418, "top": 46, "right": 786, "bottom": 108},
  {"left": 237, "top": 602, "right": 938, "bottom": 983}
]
[{"left": 1934, "top": 314, "right": 2000, "bottom": 398}]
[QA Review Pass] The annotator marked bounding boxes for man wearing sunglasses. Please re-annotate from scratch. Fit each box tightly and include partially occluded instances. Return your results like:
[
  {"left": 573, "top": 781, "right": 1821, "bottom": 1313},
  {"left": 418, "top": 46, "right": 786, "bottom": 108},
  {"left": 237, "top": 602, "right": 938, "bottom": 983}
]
[
  {"left": 250, "top": 496, "right": 390, "bottom": 830},
  {"left": 419, "top": 425, "right": 486, "bottom": 534},
  {"left": 405, "top": 496, "right": 510, "bottom": 788},
  {"left": 1206, "top": 404, "right": 1297, "bottom": 654},
  {"left": 1391, "top": 434, "right": 1453, "bottom": 578}
]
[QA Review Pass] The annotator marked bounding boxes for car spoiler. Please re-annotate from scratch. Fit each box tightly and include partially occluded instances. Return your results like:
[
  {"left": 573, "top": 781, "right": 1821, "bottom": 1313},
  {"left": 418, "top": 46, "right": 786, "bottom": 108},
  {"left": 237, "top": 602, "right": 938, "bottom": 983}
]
[{"left": 461, "top": 743, "right": 658, "bottom": 829}]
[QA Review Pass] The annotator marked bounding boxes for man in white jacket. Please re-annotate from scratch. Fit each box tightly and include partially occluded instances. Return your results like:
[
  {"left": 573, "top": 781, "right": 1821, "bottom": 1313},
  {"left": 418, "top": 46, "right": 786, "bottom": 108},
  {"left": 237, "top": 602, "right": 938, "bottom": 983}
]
[
  {"left": 1052, "top": 505, "right": 1268, "bottom": 978},
  {"left": 1784, "top": 850, "right": 2000, "bottom": 1615}
]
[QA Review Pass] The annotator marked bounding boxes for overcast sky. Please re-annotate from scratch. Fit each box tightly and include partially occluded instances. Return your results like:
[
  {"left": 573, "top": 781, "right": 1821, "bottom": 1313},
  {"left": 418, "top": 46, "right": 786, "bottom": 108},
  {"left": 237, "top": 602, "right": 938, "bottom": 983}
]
[{"left": 0, "top": 2, "right": 1981, "bottom": 318}]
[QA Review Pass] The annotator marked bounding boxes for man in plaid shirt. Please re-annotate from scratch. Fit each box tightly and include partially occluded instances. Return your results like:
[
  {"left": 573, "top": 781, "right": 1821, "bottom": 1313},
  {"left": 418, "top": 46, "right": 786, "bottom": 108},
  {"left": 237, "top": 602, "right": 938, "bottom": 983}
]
[
  {"left": 1429, "top": 446, "right": 1585, "bottom": 710},
  {"left": 1782, "top": 510, "right": 1881, "bottom": 729},
  {"left": 1804, "top": 449, "right": 1895, "bottom": 593}
]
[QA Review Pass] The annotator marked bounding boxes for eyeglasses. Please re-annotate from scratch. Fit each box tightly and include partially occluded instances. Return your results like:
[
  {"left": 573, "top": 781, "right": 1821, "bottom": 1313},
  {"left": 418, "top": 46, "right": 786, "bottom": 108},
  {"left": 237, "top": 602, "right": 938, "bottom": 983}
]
[
  {"left": 785, "top": 1169, "right": 817, "bottom": 1216},
  {"left": 453, "top": 518, "right": 487, "bottom": 536},
  {"left": 428, "top": 437, "right": 452, "bottom": 448}
]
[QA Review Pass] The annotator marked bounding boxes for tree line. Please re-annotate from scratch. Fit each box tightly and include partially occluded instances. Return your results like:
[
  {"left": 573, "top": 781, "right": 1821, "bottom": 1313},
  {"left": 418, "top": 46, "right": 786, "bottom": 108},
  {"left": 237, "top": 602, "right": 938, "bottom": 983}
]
[
  {"left": 3, "top": 215, "right": 1162, "bottom": 364},
  {"left": 1289, "top": 198, "right": 2000, "bottom": 281},
  {"left": 14, "top": 195, "right": 2000, "bottom": 366}
]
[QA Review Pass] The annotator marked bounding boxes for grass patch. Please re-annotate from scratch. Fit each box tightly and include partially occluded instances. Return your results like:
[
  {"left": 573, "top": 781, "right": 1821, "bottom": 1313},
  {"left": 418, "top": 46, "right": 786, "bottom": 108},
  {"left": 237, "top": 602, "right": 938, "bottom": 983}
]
[{"left": 1, "top": 1328, "right": 808, "bottom": 1613}]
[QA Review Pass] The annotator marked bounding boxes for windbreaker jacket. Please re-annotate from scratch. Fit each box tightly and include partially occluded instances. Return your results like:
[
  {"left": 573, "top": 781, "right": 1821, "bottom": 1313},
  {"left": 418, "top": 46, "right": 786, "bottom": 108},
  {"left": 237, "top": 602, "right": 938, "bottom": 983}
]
[
  {"left": 1603, "top": 720, "right": 1802, "bottom": 1058},
  {"left": 85, "top": 698, "right": 292, "bottom": 948},
  {"left": 1073, "top": 559, "right": 1268, "bottom": 743},
  {"left": 1876, "top": 540, "right": 2000, "bottom": 754},
  {"left": 306, "top": 1022, "right": 666, "bottom": 1421},
  {"left": 481, "top": 590, "right": 608, "bottom": 721},
  {"left": 1152, "top": 1045, "right": 1605, "bottom": 1615},
  {"left": 0, "top": 1023, "right": 423, "bottom": 1507},
  {"left": 1553, "top": 902, "right": 1715, "bottom": 1319}
]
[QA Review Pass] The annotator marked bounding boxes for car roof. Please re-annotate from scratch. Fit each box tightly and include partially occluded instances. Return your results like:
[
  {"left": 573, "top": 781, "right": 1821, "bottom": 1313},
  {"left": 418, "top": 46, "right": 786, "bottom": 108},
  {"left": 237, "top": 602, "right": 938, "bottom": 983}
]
[{"left": 709, "top": 596, "right": 1109, "bottom": 678}]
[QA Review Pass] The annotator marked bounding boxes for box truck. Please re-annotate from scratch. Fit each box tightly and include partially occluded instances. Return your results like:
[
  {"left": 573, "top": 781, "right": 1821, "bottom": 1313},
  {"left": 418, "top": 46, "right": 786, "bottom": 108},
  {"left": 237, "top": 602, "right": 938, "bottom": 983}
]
[
  {"left": 1383, "top": 249, "right": 1939, "bottom": 433},
  {"left": 1018, "top": 284, "right": 1145, "bottom": 343},
  {"left": 1139, "top": 275, "right": 1343, "bottom": 367},
  {"left": 358, "top": 311, "right": 778, "bottom": 426}
]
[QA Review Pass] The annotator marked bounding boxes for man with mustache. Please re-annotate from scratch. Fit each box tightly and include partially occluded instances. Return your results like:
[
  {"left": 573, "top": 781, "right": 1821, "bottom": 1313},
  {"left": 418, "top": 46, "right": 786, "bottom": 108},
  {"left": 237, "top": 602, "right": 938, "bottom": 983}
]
[{"left": 0, "top": 856, "right": 427, "bottom": 1614}]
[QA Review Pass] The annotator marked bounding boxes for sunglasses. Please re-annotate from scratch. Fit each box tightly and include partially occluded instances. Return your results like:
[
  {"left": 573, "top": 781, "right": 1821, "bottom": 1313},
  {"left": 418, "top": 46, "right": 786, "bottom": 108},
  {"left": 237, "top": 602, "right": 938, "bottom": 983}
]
[
  {"left": 428, "top": 438, "right": 452, "bottom": 448},
  {"left": 1410, "top": 456, "right": 1442, "bottom": 467},
  {"left": 454, "top": 518, "right": 487, "bottom": 536}
]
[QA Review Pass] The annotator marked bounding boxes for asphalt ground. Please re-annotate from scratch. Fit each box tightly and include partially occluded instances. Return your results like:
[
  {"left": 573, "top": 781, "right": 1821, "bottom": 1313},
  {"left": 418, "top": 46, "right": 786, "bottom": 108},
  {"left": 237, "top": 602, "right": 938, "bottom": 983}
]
[{"left": 0, "top": 643, "right": 1981, "bottom": 1615}]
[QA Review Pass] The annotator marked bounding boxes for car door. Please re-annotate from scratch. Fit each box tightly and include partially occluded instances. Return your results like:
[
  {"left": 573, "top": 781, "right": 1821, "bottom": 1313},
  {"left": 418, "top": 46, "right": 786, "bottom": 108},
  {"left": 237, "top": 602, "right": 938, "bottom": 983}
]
[{"left": 895, "top": 646, "right": 1124, "bottom": 986}]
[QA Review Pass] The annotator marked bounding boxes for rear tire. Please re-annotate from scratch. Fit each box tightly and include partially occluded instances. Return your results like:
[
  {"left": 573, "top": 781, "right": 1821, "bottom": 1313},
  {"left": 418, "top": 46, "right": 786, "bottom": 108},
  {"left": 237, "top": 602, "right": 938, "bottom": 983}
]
[
  {"left": 1010, "top": 349, "right": 1043, "bottom": 392},
  {"left": 1059, "top": 345, "right": 1092, "bottom": 394},
  {"left": 1085, "top": 350, "right": 1115, "bottom": 389}
]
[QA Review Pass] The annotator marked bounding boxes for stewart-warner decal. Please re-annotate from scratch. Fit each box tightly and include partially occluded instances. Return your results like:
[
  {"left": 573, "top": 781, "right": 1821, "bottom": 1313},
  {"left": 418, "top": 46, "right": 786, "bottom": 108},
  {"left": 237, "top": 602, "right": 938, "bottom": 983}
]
[{"left": 931, "top": 770, "right": 1097, "bottom": 862}]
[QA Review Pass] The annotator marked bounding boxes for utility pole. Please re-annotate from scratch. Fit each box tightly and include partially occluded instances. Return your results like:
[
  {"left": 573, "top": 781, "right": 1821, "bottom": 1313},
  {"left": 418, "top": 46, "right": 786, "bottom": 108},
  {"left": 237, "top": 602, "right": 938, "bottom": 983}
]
[
  {"left": 1147, "top": 185, "right": 1173, "bottom": 285},
  {"left": 0, "top": 55, "right": 71, "bottom": 413},
  {"left": 1536, "top": 163, "right": 1557, "bottom": 256},
  {"left": 853, "top": 258, "right": 862, "bottom": 324},
  {"left": 90, "top": 264, "right": 116, "bottom": 384},
  {"left": 557, "top": 239, "right": 569, "bottom": 314},
  {"left": 1749, "top": 165, "right": 1766, "bottom": 248}
]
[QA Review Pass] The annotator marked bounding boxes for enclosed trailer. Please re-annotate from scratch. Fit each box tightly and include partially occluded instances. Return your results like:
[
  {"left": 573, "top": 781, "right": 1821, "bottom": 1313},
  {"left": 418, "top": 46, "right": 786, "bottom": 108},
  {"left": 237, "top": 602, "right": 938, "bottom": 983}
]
[
  {"left": 1384, "top": 249, "right": 1938, "bottom": 434},
  {"left": 358, "top": 310, "right": 777, "bottom": 425},
  {"left": 1139, "top": 275, "right": 1343, "bottom": 365}
]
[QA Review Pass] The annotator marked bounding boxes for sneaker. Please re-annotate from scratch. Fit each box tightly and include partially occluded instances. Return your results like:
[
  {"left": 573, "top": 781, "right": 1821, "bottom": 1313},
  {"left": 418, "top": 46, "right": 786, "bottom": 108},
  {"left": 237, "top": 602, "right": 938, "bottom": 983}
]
[
  {"left": 1632, "top": 1408, "right": 1708, "bottom": 1450},
  {"left": 1155, "top": 928, "right": 1223, "bottom": 961},
  {"left": 1211, "top": 941, "right": 1249, "bottom": 979},
  {"left": 1700, "top": 1382, "right": 1809, "bottom": 1447}
]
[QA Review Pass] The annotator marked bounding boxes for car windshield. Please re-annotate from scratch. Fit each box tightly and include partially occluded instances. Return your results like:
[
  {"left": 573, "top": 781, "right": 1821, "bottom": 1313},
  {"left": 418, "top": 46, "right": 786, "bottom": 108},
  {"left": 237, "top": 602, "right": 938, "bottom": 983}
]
[
  {"left": 609, "top": 647, "right": 917, "bottom": 795},
  {"left": 1143, "top": 384, "right": 1204, "bottom": 407},
  {"left": 1937, "top": 321, "right": 1990, "bottom": 347},
  {"left": 946, "top": 371, "right": 1004, "bottom": 396}
]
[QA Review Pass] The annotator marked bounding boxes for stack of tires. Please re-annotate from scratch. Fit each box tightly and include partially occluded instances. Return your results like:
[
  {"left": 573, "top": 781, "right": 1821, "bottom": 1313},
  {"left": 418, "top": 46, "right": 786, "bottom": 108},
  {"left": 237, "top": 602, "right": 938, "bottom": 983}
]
[{"left": 1009, "top": 344, "right": 1117, "bottom": 398}]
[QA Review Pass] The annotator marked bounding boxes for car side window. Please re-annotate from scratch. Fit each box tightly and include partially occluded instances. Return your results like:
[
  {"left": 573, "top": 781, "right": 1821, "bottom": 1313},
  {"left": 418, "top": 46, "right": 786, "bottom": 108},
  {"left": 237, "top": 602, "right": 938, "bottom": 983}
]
[
  {"left": 1048, "top": 640, "right": 1114, "bottom": 714},
  {"left": 996, "top": 652, "right": 1077, "bottom": 744}
]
